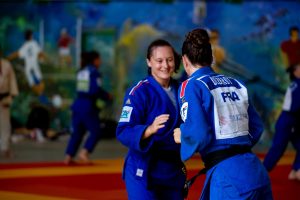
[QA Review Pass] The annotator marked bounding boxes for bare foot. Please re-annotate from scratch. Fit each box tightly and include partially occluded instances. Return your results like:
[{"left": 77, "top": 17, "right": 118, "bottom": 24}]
[
  {"left": 1, "top": 150, "right": 14, "bottom": 158},
  {"left": 295, "top": 169, "right": 300, "bottom": 181},
  {"left": 78, "top": 149, "right": 91, "bottom": 164},
  {"left": 64, "top": 155, "right": 75, "bottom": 165},
  {"left": 288, "top": 170, "right": 296, "bottom": 180}
]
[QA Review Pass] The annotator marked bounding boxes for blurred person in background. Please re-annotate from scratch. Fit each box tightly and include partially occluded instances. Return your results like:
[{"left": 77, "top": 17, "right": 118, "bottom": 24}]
[
  {"left": 280, "top": 26, "right": 300, "bottom": 69},
  {"left": 0, "top": 45, "right": 19, "bottom": 158},
  {"left": 116, "top": 39, "right": 186, "bottom": 200},
  {"left": 174, "top": 28, "right": 273, "bottom": 200},
  {"left": 64, "top": 50, "right": 112, "bottom": 164},
  {"left": 263, "top": 62, "right": 300, "bottom": 181},
  {"left": 8, "top": 29, "right": 46, "bottom": 102},
  {"left": 58, "top": 28, "right": 73, "bottom": 67},
  {"left": 210, "top": 29, "right": 226, "bottom": 73}
]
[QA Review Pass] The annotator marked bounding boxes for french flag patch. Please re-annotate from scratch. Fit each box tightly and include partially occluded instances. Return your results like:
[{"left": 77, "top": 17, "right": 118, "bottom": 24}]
[{"left": 180, "top": 79, "right": 189, "bottom": 98}]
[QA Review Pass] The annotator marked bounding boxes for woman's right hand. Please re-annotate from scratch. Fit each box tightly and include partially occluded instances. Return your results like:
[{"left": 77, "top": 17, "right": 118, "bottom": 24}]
[{"left": 143, "top": 114, "right": 170, "bottom": 139}]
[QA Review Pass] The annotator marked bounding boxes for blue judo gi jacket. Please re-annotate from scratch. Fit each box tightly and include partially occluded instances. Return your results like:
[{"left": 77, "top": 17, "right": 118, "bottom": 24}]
[
  {"left": 281, "top": 78, "right": 300, "bottom": 116},
  {"left": 179, "top": 67, "right": 271, "bottom": 199},
  {"left": 278, "top": 77, "right": 300, "bottom": 138},
  {"left": 263, "top": 78, "right": 300, "bottom": 171},
  {"left": 66, "top": 65, "right": 111, "bottom": 156},
  {"left": 116, "top": 76, "right": 186, "bottom": 190},
  {"left": 72, "top": 65, "right": 111, "bottom": 113}
]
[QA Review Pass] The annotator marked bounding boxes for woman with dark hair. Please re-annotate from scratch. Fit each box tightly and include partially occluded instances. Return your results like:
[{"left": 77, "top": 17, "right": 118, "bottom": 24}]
[
  {"left": 173, "top": 29, "right": 273, "bottom": 199},
  {"left": 64, "top": 50, "right": 112, "bottom": 164},
  {"left": 116, "top": 39, "right": 186, "bottom": 199},
  {"left": 264, "top": 63, "right": 300, "bottom": 180}
]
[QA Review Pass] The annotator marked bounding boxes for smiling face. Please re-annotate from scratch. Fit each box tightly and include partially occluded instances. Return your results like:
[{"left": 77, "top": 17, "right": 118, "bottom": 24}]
[{"left": 147, "top": 46, "right": 175, "bottom": 87}]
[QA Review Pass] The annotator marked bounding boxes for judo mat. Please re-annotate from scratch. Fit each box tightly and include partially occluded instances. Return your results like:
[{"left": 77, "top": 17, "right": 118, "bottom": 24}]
[{"left": 0, "top": 153, "right": 299, "bottom": 200}]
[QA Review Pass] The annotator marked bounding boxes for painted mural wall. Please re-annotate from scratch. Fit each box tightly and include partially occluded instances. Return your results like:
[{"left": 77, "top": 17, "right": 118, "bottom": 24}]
[{"left": 0, "top": 1, "right": 299, "bottom": 141}]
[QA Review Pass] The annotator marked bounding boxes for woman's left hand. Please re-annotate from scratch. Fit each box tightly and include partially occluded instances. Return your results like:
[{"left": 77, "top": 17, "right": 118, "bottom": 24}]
[{"left": 173, "top": 128, "right": 181, "bottom": 144}]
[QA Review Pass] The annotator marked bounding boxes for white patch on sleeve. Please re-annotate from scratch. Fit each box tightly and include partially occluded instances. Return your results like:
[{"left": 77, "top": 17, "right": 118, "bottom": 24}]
[
  {"left": 76, "top": 70, "right": 90, "bottom": 92},
  {"left": 119, "top": 106, "right": 133, "bottom": 122},
  {"left": 180, "top": 102, "right": 188, "bottom": 122},
  {"left": 136, "top": 168, "right": 144, "bottom": 177},
  {"left": 282, "top": 87, "right": 292, "bottom": 111}
]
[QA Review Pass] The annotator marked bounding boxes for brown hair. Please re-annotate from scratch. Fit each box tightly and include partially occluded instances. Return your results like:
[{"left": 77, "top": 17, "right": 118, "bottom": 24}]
[{"left": 182, "top": 28, "right": 213, "bottom": 67}]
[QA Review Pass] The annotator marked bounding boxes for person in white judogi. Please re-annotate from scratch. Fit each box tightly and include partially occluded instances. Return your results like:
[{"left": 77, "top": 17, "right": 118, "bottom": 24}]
[
  {"left": 0, "top": 49, "right": 19, "bottom": 158},
  {"left": 8, "top": 29, "right": 44, "bottom": 95}
]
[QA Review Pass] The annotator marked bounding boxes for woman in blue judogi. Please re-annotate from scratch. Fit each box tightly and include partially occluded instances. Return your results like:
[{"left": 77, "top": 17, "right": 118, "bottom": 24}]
[
  {"left": 116, "top": 39, "right": 186, "bottom": 200},
  {"left": 174, "top": 29, "right": 273, "bottom": 200},
  {"left": 264, "top": 63, "right": 300, "bottom": 180},
  {"left": 64, "top": 51, "right": 112, "bottom": 164}
]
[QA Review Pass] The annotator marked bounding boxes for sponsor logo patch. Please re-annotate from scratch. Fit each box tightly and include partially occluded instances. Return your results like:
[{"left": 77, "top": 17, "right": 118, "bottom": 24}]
[
  {"left": 119, "top": 106, "right": 133, "bottom": 122},
  {"left": 125, "top": 98, "right": 131, "bottom": 105},
  {"left": 76, "top": 70, "right": 90, "bottom": 92},
  {"left": 136, "top": 168, "right": 144, "bottom": 177},
  {"left": 180, "top": 102, "right": 188, "bottom": 122}
]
